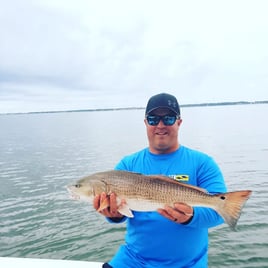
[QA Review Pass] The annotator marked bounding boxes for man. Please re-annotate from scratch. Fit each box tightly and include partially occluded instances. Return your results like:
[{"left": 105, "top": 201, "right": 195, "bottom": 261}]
[{"left": 94, "top": 93, "right": 227, "bottom": 268}]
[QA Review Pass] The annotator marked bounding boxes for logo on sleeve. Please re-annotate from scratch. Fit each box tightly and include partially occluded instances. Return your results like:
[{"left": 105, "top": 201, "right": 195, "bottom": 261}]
[{"left": 171, "top": 175, "right": 189, "bottom": 182}]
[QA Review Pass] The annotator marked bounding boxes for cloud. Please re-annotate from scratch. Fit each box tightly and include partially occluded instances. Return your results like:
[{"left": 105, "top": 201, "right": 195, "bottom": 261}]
[{"left": 0, "top": 0, "right": 268, "bottom": 113}]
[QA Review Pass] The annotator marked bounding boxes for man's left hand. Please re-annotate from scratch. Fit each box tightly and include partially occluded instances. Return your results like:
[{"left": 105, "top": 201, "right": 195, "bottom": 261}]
[{"left": 157, "top": 202, "right": 193, "bottom": 224}]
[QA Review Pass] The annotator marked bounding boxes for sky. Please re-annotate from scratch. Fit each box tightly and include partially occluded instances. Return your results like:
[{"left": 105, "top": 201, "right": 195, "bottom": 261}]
[{"left": 0, "top": 0, "right": 268, "bottom": 113}]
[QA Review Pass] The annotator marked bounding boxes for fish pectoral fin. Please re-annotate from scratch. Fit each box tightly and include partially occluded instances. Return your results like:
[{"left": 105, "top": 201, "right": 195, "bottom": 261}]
[
  {"left": 97, "top": 196, "right": 109, "bottom": 212},
  {"left": 118, "top": 204, "right": 134, "bottom": 218}
]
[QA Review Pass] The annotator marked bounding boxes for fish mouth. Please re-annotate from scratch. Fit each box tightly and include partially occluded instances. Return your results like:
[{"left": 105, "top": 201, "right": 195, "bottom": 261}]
[
  {"left": 67, "top": 186, "right": 80, "bottom": 200},
  {"left": 69, "top": 193, "right": 80, "bottom": 200}
]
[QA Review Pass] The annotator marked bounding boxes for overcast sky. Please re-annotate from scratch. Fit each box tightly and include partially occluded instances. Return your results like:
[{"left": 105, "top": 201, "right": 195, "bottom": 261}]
[{"left": 0, "top": 0, "right": 268, "bottom": 113}]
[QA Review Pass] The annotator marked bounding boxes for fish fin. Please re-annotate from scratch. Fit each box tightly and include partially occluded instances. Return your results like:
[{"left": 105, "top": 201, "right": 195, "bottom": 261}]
[
  {"left": 215, "top": 190, "right": 252, "bottom": 230},
  {"left": 176, "top": 182, "right": 208, "bottom": 193},
  {"left": 97, "top": 196, "right": 109, "bottom": 212},
  {"left": 118, "top": 204, "right": 134, "bottom": 218},
  {"left": 151, "top": 175, "right": 208, "bottom": 193}
]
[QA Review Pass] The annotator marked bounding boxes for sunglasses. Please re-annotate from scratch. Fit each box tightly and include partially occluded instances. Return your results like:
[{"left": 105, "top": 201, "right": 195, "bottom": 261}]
[{"left": 146, "top": 115, "right": 179, "bottom": 126}]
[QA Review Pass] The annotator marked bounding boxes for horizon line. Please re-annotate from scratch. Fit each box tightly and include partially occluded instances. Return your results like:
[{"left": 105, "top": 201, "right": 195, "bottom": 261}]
[{"left": 1, "top": 100, "right": 268, "bottom": 115}]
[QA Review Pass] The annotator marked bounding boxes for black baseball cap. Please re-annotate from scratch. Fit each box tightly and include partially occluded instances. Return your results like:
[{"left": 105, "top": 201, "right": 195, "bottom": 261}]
[{"left": 145, "top": 93, "right": 180, "bottom": 116}]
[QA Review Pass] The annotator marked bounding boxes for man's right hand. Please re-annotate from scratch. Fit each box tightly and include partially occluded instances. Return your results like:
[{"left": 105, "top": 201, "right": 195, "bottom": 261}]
[{"left": 93, "top": 192, "right": 124, "bottom": 219}]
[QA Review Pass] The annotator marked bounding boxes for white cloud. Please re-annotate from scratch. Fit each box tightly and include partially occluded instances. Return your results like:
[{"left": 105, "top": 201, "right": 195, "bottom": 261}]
[{"left": 0, "top": 0, "right": 268, "bottom": 113}]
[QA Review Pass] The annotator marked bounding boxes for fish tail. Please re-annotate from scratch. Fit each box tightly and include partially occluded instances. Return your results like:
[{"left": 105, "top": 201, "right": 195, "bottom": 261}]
[{"left": 215, "top": 190, "right": 252, "bottom": 230}]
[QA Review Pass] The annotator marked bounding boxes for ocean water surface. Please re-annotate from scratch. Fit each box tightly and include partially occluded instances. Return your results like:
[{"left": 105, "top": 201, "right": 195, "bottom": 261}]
[{"left": 0, "top": 104, "right": 267, "bottom": 267}]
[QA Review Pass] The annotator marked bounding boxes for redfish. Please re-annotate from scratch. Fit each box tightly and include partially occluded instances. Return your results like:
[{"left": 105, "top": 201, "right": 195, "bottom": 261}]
[{"left": 67, "top": 170, "right": 252, "bottom": 230}]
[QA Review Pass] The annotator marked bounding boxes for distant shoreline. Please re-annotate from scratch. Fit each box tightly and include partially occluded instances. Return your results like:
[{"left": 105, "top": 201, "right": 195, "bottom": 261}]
[{"left": 1, "top": 100, "right": 268, "bottom": 115}]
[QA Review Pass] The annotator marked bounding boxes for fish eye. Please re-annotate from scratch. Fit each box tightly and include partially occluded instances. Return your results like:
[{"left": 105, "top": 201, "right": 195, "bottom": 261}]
[{"left": 75, "top": 184, "right": 81, "bottom": 188}]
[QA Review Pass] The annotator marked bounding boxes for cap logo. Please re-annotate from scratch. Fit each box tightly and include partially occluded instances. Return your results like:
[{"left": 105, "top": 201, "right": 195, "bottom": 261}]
[{"left": 168, "top": 99, "right": 177, "bottom": 108}]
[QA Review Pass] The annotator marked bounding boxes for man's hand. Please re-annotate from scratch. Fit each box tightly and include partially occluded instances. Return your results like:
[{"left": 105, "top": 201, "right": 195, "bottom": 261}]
[
  {"left": 93, "top": 192, "right": 124, "bottom": 219},
  {"left": 157, "top": 202, "right": 193, "bottom": 224}
]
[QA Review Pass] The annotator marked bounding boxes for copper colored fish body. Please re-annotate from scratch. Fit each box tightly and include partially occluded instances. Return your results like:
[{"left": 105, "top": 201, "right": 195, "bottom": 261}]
[{"left": 67, "top": 170, "right": 252, "bottom": 230}]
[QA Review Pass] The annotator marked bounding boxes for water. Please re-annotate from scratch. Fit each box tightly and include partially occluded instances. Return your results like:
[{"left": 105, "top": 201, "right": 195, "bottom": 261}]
[{"left": 0, "top": 105, "right": 267, "bottom": 267}]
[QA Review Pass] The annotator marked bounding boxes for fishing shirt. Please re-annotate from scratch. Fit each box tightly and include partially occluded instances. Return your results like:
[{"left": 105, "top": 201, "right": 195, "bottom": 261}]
[{"left": 108, "top": 145, "right": 227, "bottom": 268}]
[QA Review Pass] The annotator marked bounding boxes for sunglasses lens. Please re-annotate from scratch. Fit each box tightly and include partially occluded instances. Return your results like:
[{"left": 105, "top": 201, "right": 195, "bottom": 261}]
[
  {"left": 162, "top": 115, "right": 177, "bottom": 125},
  {"left": 146, "top": 115, "right": 160, "bottom": 126}
]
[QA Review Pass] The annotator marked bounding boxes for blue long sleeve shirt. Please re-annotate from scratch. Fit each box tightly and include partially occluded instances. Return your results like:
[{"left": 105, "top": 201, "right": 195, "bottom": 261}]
[{"left": 108, "top": 146, "right": 227, "bottom": 268}]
